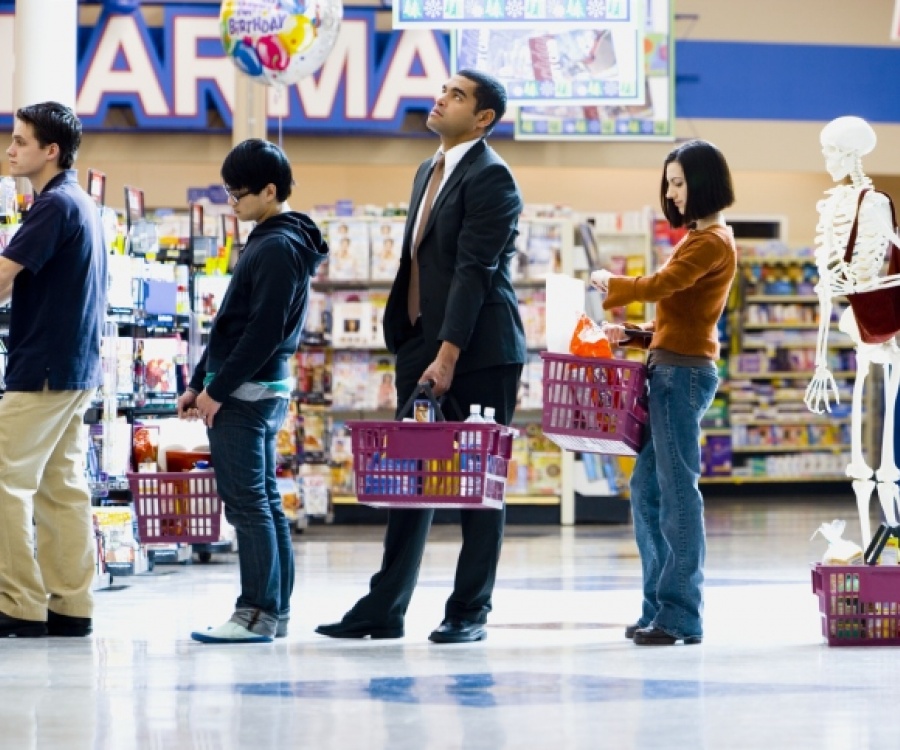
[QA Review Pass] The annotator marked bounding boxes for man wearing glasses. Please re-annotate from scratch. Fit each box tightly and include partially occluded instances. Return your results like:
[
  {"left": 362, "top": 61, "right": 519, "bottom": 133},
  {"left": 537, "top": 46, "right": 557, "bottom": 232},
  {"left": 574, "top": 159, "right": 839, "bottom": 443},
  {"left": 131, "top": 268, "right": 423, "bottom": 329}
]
[{"left": 178, "top": 139, "right": 328, "bottom": 643}]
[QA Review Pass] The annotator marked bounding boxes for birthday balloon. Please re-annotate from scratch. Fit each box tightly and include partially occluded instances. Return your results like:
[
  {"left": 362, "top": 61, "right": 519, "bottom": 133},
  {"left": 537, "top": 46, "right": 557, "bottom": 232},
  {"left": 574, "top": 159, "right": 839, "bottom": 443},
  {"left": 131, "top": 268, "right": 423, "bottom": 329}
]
[{"left": 219, "top": 0, "right": 343, "bottom": 87}]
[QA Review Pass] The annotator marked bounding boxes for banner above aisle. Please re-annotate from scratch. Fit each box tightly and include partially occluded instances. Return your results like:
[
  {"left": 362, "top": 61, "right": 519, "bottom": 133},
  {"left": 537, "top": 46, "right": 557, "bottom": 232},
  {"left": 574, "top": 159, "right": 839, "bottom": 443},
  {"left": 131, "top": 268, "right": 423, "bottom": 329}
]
[
  {"left": 0, "top": 1, "right": 668, "bottom": 138},
  {"left": 0, "top": 6, "right": 459, "bottom": 134},
  {"left": 393, "top": 0, "right": 640, "bottom": 29}
]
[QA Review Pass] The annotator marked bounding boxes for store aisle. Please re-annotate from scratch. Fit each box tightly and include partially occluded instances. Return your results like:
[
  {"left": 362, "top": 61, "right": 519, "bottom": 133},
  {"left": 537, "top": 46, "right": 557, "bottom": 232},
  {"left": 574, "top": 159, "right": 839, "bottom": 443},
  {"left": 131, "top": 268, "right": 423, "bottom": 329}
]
[{"left": 0, "top": 497, "right": 890, "bottom": 749}]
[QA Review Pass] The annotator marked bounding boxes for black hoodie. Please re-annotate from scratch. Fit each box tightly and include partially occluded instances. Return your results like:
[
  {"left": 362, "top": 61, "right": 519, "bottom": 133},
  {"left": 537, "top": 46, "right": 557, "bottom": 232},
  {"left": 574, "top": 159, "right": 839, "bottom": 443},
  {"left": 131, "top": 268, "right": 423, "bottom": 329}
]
[{"left": 189, "top": 211, "right": 328, "bottom": 402}]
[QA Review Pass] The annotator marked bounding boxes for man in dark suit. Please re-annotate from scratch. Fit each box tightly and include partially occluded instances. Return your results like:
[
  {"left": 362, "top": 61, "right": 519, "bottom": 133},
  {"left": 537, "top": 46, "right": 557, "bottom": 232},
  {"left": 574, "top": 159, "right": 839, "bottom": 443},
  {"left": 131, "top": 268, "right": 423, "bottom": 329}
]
[{"left": 316, "top": 69, "right": 526, "bottom": 644}]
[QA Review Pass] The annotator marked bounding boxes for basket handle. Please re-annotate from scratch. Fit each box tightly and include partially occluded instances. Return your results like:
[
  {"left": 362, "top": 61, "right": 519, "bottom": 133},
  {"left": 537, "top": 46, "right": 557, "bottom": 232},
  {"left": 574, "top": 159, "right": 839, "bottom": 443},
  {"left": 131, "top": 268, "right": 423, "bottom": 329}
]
[{"left": 397, "top": 381, "right": 447, "bottom": 422}]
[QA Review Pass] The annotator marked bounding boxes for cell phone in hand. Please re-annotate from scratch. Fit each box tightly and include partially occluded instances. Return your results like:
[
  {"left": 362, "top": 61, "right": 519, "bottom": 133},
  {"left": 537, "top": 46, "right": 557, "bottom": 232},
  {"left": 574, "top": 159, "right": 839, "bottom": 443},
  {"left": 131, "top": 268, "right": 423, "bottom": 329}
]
[{"left": 622, "top": 329, "right": 653, "bottom": 344}]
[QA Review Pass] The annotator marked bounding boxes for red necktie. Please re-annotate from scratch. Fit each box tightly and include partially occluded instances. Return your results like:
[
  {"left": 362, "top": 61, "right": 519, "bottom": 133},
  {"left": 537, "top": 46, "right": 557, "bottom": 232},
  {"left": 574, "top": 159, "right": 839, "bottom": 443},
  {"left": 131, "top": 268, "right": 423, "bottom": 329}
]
[{"left": 408, "top": 153, "right": 446, "bottom": 325}]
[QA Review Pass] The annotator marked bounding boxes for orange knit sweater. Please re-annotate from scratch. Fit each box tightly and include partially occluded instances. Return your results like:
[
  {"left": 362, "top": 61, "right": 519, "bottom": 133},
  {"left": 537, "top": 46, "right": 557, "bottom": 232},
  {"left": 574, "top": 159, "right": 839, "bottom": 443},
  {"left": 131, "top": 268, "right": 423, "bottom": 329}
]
[{"left": 602, "top": 225, "right": 736, "bottom": 360}]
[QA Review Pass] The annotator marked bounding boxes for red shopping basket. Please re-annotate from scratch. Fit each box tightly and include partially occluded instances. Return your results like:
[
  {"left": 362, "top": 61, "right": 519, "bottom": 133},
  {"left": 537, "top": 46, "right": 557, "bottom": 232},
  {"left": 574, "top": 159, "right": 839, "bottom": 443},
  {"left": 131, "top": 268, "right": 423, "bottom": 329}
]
[
  {"left": 811, "top": 564, "right": 900, "bottom": 646},
  {"left": 540, "top": 352, "right": 648, "bottom": 456},
  {"left": 127, "top": 471, "right": 221, "bottom": 544},
  {"left": 347, "top": 420, "right": 516, "bottom": 510}
]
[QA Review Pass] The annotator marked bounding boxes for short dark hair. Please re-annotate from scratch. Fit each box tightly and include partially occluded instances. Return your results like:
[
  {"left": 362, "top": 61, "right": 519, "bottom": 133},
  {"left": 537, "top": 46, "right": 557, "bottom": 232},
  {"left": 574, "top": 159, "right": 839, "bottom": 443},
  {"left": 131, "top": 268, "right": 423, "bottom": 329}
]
[
  {"left": 15, "top": 102, "right": 82, "bottom": 170},
  {"left": 660, "top": 139, "right": 735, "bottom": 228},
  {"left": 221, "top": 139, "right": 294, "bottom": 202},
  {"left": 457, "top": 68, "right": 506, "bottom": 136}
]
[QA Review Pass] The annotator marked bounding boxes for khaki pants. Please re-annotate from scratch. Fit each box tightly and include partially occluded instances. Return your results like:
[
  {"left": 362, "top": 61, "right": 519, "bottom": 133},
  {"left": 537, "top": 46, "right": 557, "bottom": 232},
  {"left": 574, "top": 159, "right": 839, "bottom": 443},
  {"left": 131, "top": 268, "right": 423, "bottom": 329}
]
[{"left": 0, "top": 387, "right": 95, "bottom": 621}]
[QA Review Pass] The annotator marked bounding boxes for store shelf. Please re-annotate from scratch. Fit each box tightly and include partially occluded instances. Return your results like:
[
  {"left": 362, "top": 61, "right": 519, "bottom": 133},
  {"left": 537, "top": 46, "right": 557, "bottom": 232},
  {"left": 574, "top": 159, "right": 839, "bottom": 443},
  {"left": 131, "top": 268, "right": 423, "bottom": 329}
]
[
  {"left": 701, "top": 475, "right": 849, "bottom": 484},
  {"left": 700, "top": 254, "right": 868, "bottom": 485},
  {"left": 731, "top": 444, "right": 850, "bottom": 453},
  {"left": 332, "top": 494, "right": 560, "bottom": 506},
  {"left": 730, "top": 370, "right": 856, "bottom": 378},
  {"left": 745, "top": 294, "right": 818, "bottom": 303},
  {"left": 741, "top": 340, "right": 855, "bottom": 350},
  {"left": 730, "top": 417, "right": 851, "bottom": 426}
]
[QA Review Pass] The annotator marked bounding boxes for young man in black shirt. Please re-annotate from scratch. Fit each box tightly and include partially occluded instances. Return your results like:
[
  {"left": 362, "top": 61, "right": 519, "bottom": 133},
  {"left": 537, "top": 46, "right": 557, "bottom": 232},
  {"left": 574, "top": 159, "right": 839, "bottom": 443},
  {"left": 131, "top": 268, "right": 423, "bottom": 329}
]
[{"left": 179, "top": 139, "right": 328, "bottom": 643}]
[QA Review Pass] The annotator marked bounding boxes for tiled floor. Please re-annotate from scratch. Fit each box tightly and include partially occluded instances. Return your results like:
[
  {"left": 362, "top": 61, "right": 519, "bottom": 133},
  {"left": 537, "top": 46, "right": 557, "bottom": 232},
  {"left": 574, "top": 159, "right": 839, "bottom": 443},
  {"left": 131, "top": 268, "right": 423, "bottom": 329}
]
[{"left": 1, "top": 496, "right": 895, "bottom": 749}]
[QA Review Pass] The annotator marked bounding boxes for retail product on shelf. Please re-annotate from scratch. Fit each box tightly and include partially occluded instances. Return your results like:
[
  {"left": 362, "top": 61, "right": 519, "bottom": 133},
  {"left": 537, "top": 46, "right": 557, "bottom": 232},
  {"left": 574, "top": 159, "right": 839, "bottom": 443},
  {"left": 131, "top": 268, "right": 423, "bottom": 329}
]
[
  {"left": 331, "top": 350, "right": 371, "bottom": 409},
  {"left": 370, "top": 219, "right": 404, "bottom": 280},
  {"left": 331, "top": 290, "right": 373, "bottom": 348},
  {"left": 518, "top": 288, "right": 547, "bottom": 349},
  {"left": 326, "top": 219, "right": 370, "bottom": 280},
  {"left": 372, "top": 355, "right": 397, "bottom": 411},
  {"left": 93, "top": 506, "right": 143, "bottom": 577}
]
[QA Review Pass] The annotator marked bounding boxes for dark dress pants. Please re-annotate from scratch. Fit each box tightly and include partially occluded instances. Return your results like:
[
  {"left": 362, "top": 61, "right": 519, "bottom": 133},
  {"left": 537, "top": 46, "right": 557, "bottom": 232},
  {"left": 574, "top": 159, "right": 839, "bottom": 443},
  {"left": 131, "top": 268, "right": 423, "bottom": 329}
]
[{"left": 347, "top": 327, "right": 522, "bottom": 626}]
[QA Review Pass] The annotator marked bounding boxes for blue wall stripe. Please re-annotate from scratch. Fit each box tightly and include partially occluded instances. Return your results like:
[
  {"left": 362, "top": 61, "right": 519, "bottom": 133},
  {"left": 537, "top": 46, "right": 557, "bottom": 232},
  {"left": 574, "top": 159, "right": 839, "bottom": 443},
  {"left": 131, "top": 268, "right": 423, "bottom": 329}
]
[{"left": 676, "top": 40, "right": 900, "bottom": 123}]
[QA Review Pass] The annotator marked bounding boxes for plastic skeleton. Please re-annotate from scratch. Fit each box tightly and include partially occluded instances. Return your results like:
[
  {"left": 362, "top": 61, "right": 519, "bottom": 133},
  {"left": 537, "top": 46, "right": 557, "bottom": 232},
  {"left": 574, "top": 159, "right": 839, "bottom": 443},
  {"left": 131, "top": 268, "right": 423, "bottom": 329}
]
[{"left": 804, "top": 116, "right": 900, "bottom": 547}]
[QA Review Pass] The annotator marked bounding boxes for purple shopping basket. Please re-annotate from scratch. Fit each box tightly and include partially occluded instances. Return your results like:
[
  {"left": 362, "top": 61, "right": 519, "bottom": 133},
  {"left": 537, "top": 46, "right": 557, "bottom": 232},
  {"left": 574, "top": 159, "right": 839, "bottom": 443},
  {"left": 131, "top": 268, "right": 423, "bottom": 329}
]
[
  {"left": 347, "top": 420, "right": 516, "bottom": 510},
  {"left": 812, "top": 564, "right": 900, "bottom": 646},
  {"left": 540, "top": 352, "right": 648, "bottom": 456}
]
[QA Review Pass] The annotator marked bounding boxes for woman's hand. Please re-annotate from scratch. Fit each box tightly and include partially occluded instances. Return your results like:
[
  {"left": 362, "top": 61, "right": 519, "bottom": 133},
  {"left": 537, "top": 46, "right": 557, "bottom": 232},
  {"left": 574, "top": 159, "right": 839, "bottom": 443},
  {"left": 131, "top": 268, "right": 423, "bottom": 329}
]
[
  {"left": 590, "top": 269, "right": 613, "bottom": 293},
  {"left": 600, "top": 322, "right": 628, "bottom": 346}
]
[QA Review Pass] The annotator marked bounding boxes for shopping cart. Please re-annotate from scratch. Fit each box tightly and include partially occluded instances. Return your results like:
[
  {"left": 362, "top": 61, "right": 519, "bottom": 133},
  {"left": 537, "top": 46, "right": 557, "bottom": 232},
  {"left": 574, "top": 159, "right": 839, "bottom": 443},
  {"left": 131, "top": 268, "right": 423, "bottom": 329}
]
[
  {"left": 127, "top": 470, "right": 226, "bottom": 563},
  {"left": 540, "top": 351, "right": 648, "bottom": 456},
  {"left": 347, "top": 384, "right": 517, "bottom": 510}
]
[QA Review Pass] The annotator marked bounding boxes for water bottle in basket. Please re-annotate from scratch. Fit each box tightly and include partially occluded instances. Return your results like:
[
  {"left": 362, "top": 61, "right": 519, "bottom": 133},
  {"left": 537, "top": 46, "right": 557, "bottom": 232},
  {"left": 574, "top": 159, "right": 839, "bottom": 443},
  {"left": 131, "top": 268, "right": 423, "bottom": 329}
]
[{"left": 462, "top": 404, "right": 485, "bottom": 496}]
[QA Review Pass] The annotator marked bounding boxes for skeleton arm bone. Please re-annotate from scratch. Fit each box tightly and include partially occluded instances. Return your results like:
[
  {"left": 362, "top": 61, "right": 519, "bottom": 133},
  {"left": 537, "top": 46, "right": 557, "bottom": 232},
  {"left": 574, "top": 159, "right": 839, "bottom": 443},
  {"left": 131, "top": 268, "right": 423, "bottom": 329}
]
[{"left": 804, "top": 285, "right": 840, "bottom": 414}]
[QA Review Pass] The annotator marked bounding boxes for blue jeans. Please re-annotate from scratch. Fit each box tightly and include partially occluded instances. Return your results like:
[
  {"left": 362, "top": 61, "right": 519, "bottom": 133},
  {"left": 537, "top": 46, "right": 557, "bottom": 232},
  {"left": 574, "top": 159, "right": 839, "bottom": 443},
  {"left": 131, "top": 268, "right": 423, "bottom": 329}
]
[
  {"left": 207, "top": 397, "right": 292, "bottom": 634},
  {"left": 630, "top": 363, "right": 718, "bottom": 639}
]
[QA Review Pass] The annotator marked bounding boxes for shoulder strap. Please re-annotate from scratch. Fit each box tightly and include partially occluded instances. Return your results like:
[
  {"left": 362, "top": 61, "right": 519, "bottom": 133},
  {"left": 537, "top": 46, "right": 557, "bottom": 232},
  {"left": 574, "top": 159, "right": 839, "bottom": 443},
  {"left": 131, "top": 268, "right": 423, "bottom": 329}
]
[
  {"left": 844, "top": 188, "right": 900, "bottom": 265},
  {"left": 843, "top": 188, "right": 870, "bottom": 263}
]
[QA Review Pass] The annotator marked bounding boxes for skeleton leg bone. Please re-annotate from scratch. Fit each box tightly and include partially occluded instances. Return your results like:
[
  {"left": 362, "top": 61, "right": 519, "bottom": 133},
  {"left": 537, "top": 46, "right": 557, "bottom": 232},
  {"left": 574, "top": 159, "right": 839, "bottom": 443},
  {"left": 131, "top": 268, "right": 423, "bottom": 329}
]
[
  {"left": 853, "top": 479, "right": 876, "bottom": 549},
  {"left": 846, "top": 353, "right": 874, "bottom": 480},
  {"left": 875, "top": 357, "right": 900, "bottom": 483},
  {"left": 876, "top": 481, "right": 900, "bottom": 529}
]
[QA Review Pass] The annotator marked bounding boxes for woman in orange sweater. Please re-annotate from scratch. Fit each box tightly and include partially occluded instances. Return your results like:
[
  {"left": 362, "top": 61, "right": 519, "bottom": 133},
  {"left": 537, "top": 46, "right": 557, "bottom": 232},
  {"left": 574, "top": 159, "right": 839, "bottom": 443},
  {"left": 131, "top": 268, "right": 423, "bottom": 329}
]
[{"left": 591, "top": 140, "right": 736, "bottom": 646}]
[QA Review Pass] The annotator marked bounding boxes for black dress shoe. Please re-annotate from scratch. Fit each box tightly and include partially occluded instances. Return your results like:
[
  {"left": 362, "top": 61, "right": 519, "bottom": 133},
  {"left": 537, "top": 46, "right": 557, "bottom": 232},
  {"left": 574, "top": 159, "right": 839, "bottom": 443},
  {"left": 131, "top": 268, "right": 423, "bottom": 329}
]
[
  {"left": 428, "top": 619, "right": 487, "bottom": 644},
  {"left": 632, "top": 625, "right": 702, "bottom": 646},
  {"left": 624, "top": 622, "right": 644, "bottom": 639},
  {"left": 47, "top": 611, "right": 92, "bottom": 637},
  {"left": 315, "top": 620, "right": 404, "bottom": 639},
  {"left": 0, "top": 611, "right": 47, "bottom": 638}
]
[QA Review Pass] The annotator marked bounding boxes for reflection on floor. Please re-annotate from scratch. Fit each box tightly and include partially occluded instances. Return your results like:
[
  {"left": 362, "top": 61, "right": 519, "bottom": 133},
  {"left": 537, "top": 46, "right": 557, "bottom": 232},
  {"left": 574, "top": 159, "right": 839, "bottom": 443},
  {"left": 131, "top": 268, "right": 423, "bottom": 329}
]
[{"left": 0, "top": 497, "right": 893, "bottom": 749}]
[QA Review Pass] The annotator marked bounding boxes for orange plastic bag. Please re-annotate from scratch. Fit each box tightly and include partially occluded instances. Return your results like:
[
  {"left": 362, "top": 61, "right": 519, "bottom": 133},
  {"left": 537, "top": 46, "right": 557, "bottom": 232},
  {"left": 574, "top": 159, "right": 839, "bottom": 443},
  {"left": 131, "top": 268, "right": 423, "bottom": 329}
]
[{"left": 569, "top": 314, "right": 613, "bottom": 359}]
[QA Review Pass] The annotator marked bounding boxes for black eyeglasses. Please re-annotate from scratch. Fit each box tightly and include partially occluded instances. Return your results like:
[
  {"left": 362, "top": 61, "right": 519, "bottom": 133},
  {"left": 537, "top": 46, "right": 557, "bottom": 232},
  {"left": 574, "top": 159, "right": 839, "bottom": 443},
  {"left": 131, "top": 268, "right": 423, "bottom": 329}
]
[{"left": 223, "top": 185, "right": 252, "bottom": 204}]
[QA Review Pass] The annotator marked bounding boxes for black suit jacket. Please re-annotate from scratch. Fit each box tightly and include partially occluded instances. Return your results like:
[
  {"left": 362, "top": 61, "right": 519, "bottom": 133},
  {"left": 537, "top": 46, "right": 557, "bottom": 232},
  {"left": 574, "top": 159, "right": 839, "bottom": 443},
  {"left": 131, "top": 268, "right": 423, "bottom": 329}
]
[{"left": 383, "top": 139, "right": 526, "bottom": 375}]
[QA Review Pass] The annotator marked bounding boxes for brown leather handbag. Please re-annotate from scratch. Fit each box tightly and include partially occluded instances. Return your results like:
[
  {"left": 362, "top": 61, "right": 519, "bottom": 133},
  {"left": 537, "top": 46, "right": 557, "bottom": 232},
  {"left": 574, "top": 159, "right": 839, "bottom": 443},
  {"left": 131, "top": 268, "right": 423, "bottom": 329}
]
[{"left": 844, "top": 188, "right": 900, "bottom": 344}]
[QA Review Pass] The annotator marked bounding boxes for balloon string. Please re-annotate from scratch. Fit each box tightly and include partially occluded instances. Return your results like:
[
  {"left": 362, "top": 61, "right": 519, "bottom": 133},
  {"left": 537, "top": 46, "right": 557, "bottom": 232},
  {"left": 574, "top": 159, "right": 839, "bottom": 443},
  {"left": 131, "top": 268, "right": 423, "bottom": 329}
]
[{"left": 274, "top": 85, "right": 284, "bottom": 149}]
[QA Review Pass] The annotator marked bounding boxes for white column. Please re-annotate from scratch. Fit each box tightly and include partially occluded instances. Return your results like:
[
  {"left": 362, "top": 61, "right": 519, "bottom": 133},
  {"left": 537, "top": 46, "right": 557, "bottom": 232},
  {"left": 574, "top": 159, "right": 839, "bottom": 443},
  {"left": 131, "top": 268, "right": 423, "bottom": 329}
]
[
  {"left": 232, "top": 73, "right": 267, "bottom": 147},
  {"left": 13, "top": 0, "right": 78, "bottom": 109}
]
